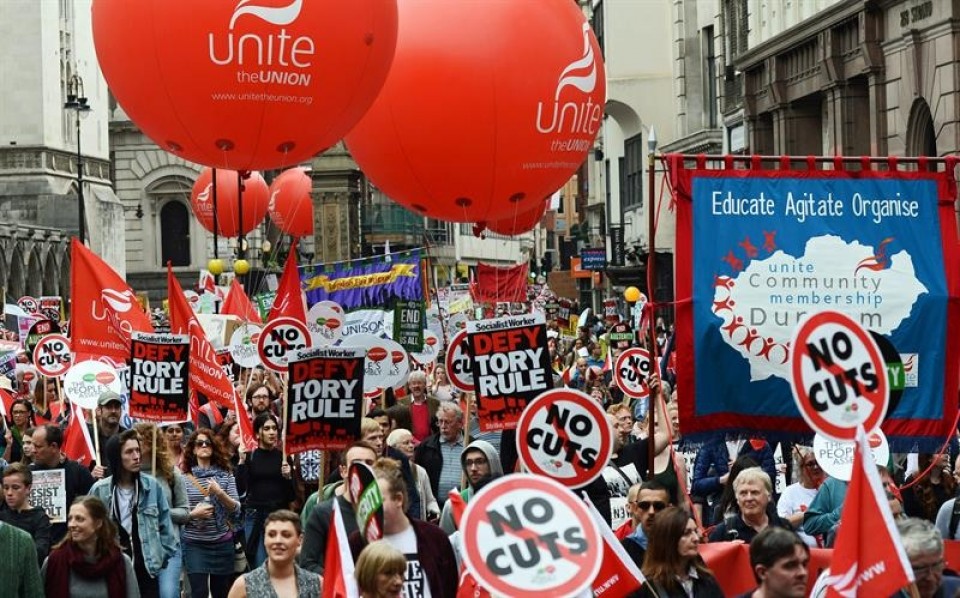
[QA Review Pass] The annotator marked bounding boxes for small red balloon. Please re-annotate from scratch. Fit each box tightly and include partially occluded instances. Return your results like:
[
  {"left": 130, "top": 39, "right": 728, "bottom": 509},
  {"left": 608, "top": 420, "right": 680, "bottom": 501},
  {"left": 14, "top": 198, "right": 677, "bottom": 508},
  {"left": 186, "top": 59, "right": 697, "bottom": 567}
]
[
  {"left": 92, "top": 0, "right": 398, "bottom": 170},
  {"left": 345, "top": 1, "right": 604, "bottom": 223},
  {"left": 486, "top": 198, "right": 550, "bottom": 236},
  {"left": 268, "top": 168, "right": 314, "bottom": 237},
  {"left": 191, "top": 169, "right": 270, "bottom": 237}
]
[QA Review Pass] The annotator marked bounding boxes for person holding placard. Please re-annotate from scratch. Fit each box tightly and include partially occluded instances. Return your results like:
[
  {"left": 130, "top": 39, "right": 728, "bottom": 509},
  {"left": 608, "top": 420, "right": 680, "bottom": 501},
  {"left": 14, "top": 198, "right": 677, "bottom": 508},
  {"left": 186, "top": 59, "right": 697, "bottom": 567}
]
[
  {"left": 89, "top": 391, "right": 129, "bottom": 480},
  {"left": 31, "top": 424, "right": 95, "bottom": 544},
  {"left": 399, "top": 371, "right": 439, "bottom": 443}
]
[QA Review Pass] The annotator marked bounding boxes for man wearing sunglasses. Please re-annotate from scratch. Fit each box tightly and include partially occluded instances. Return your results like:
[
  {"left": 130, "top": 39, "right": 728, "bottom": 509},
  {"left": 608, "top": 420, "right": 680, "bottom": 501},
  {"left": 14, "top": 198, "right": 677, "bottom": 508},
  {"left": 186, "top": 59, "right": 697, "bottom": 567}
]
[{"left": 621, "top": 480, "right": 672, "bottom": 568}]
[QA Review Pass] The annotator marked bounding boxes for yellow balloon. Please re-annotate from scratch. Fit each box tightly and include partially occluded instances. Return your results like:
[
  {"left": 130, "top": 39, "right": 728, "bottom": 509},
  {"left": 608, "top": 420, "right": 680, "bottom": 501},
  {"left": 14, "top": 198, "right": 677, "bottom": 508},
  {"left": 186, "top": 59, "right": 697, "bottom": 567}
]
[
  {"left": 233, "top": 259, "right": 251, "bottom": 275},
  {"left": 207, "top": 258, "right": 225, "bottom": 276},
  {"left": 624, "top": 286, "right": 641, "bottom": 303}
]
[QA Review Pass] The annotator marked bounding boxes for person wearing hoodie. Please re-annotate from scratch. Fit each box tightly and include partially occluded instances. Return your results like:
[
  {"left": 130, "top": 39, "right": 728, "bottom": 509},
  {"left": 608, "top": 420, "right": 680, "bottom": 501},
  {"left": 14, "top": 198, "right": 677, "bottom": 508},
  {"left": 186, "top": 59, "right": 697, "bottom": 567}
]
[
  {"left": 438, "top": 439, "right": 504, "bottom": 534},
  {"left": 89, "top": 429, "right": 178, "bottom": 598}
]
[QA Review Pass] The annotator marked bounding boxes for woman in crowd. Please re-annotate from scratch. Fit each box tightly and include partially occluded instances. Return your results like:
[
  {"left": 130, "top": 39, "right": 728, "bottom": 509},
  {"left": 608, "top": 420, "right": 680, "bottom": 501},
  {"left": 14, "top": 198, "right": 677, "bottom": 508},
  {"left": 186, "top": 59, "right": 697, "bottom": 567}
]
[
  {"left": 20, "top": 426, "right": 35, "bottom": 466},
  {"left": 641, "top": 506, "right": 724, "bottom": 597},
  {"left": 902, "top": 453, "right": 956, "bottom": 523},
  {"left": 708, "top": 467, "right": 792, "bottom": 543},
  {"left": 711, "top": 455, "right": 759, "bottom": 524},
  {"left": 236, "top": 413, "right": 295, "bottom": 569},
  {"left": 181, "top": 428, "right": 242, "bottom": 598},
  {"left": 162, "top": 423, "right": 186, "bottom": 470},
  {"left": 355, "top": 540, "right": 406, "bottom": 598},
  {"left": 227, "top": 510, "right": 321, "bottom": 598},
  {"left": 3, "top": 399, "right": 34, "bottom": 463},
  {"left": 42, "top": 495, "right": 140, "bottom": 598},
  {"left": 430, "top": 366, "right": 458, "bottom": 402},
  {"left": 777, "top": 447, "right": 825, "bottom": 547},
  {"left": 386, "top": 428, "right": 439, "bottom": 521},
  {"left": 134, "top": 423, "right": 190, "bottom": 598},
  {"left": 31, "top": 376, "right": 59, "bottom": 424},
  {"left": 348, "top": 458, "right": 457, "bottom": 597},
  {"left": 216, "top": 422, "right": 244, "bottom": 472}
]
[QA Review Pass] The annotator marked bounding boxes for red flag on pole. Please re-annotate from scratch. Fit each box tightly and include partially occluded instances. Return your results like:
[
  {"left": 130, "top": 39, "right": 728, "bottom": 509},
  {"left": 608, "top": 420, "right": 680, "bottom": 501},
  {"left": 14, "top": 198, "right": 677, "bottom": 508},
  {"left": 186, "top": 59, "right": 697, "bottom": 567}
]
[
  {"left": 472, "top": 262, "right": 528, "bottom": 304},
  {"left": 167, "top": 265, "right": 236, "bottom": 410},
  {"left": 62, "top": 406, "right": 97, "bottom": 467},
  {"left": 70, "top": 238, "right": 153, "bottom": 362},
  {"left": 268, "top": 242, "right": 307, "bottom": 323},
  {"left": 221, "top": 278, "right": 262, "bottom": 324},
  {"left": 825, "top": 426, "right": 914, "bottom": 597},
  {"left": 322, "top": 498, "right": 360, "bottom": 598}
]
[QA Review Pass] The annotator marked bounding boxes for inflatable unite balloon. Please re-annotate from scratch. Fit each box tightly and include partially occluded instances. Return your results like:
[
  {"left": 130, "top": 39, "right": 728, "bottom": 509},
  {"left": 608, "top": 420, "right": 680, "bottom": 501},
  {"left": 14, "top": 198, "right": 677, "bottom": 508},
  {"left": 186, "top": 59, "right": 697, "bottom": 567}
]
[
  {"left": 92, "top": 0, "right": 398, "bottom": 170},
  {"left": 345, "top": 0, "right": 605, "bottom": 223},
  {"left": 190, "top": 169, "right": 270, "bottom": 237},
  {"left": 485, "top": 197, "right": 550, "bottom": 236},
  {"left": 268, "top": 167, "right": 315, "bottom": 237}
]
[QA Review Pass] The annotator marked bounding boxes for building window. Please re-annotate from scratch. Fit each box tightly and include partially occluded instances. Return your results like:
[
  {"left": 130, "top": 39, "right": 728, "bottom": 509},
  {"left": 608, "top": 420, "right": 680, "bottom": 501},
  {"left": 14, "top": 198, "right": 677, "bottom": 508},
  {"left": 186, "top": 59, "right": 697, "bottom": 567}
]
[
  {"left": 621, "top": 133, "right": 644, "bottom": 210},
  {"left": 702, "top": 26, "right": 717, "bottom": 129}
]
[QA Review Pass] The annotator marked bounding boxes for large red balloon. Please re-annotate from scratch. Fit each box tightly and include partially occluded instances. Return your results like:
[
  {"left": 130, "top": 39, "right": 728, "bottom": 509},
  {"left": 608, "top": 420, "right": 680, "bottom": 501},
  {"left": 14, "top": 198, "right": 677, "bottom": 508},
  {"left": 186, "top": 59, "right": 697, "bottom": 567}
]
[
  {"left": 191, "top": 169, "right": 270, "bottom": 237},
  {"left": 268, "top": 168, "right": 314, "bottom": 237},
  {"left": 486, "top": 198, "right": 550, "bottom": 236},
  {"left": 345, "top": 1, "right": 604, "bottom": 223},
  {"left": 92, "top": 0, "right": 397, "bottom": 170}
]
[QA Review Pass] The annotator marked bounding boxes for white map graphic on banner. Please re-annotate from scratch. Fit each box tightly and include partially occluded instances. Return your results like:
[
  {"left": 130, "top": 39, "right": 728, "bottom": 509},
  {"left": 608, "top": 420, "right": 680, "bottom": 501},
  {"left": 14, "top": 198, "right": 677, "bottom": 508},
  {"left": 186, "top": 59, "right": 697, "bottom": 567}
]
[{"left": 712, "top": 235, "right": 926, "bottom": 382}]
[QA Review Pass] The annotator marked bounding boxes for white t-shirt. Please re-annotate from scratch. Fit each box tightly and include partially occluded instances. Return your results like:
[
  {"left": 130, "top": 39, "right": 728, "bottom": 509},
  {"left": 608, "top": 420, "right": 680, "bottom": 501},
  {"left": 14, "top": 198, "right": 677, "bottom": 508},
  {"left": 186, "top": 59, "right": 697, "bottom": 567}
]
[
  {"left": 603, "top": 462, "right": 641, "bottom": 530},
  {"left": 776, "top": 483, "right": 819, "bottom": 547},
  {"left": 384, "top": 525, "right": 433, "bottom": 598},
  {"left": 116, "top": 486, "right": 135, "bottom": 536}
]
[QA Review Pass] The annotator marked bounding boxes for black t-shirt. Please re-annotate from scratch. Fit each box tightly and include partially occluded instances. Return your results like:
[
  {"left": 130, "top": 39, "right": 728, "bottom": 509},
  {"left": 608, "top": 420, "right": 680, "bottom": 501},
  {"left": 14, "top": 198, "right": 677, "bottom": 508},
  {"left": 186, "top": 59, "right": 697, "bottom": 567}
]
[
  {"left": 240, "top": 448, "right": 294, "bottom": 509},
  {"left": 613, "top": 440, "right": 650, "bottom": 480}
]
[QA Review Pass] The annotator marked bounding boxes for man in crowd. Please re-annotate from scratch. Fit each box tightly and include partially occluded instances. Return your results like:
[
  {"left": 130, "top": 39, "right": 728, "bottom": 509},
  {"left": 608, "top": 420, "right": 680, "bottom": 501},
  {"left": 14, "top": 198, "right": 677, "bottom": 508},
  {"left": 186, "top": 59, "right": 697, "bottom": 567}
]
[
  {"left": 620, "top": 480, "right": 672, "bottom": 567},
  {"left": 439, "top": 439, "right": 503, "bottom": 533},
  {"left": 736, "top": 527, "right": 809, "bottom": 598},
  {"left": 31, "top": 424, "right": 94, "bottom": 542},
  {"left": 893, "top": 518, "right": 960, "bottom": 598},
  {"left": 400, "top": 371, "right": 439, "bottom": 442},
  {"left": 0, "top": 463, "right": 51, "bottom": 566},
  {"left": 90, "top": 430, "right": 177, "bottom": 598},
  {"left": 415, "top": 402, "right": 466, "bottom": 505},
  {"left": 90, "top": 390, "right": 128, "bottom": 479},
  {"left": 300, "top": 441, "right": 378, "bottom": 574}
]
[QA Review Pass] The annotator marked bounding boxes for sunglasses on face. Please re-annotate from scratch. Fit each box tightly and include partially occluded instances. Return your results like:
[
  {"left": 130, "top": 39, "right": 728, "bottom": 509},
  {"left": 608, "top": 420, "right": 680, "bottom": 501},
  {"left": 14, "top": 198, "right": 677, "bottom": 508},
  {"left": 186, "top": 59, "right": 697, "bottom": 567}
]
[
  {"left": 195, "top": 440, "right": 213, "bottom": 448},
  {"left": 635, "top": 501, "right": 667, "bottom": 511}
]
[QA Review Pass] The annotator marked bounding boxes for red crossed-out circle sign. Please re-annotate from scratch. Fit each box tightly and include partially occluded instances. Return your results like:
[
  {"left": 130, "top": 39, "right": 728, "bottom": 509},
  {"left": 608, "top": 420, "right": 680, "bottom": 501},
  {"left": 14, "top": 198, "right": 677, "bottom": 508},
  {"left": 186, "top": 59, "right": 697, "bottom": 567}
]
[
  {"left": 614, "top": 347, "right": 652, "bottom": 399},
  {"left": 258, "top": 317, "right": 312, "bottom": 373},
  {"left": 516, "top": 388, "right": 613, "bottom": 487},
  {"left": 445, "top": 329, "right": 474, "bottom": 392},
  {"left": 33, "top": 334, "right": 72, "bottom": 378},
  {"left": 790, "top": 310, "right": 889, "bottom": 441},
  {"left": 461, "top": 474, "right": 602, "bottom": 598}
]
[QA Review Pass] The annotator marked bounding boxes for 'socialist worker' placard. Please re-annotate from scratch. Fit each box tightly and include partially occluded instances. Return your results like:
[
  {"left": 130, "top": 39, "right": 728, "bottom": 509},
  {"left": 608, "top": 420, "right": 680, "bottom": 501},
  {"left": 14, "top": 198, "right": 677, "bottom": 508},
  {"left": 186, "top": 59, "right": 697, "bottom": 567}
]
[
  {"left": 286, "top": 346, "right": 365, "bottom": 452},
  {"left": 467, "top": 313, "right": 554, "bottom": 431},
  {"left": 129, "top": 332, "right": 190, "bottom": 423},
  {"left": 31, "top": 469, "right": 67, "bottom": 524}
]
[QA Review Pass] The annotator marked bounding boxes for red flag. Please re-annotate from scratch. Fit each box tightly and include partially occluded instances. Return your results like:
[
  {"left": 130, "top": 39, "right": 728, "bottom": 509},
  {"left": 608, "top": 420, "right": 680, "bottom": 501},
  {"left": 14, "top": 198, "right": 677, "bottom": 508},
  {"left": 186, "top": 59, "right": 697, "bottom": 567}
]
[
  {"left": 221, "top": 279, "right": 262, "bottom": 324},
  {"left": 448, "top": 490, "right": 493, "bottom": 598},
  {"left": 473, "top": 262, "right": 528, "bottom": 304},
  {"left": 588, "top": 495, "right": 645, "bottom": 598},
  {"left": 70, "top": 238, "right": 153, "bottom": 361},
  {"left": 168, "top": 265, "right": 236, "bottom": 410},
  {"left": 62, "top": 406, "right": 96, "bottom": 466},
  {"left": 269, "top": 242, "right": 307, "bottom": 323},
  {"left": 602, "top": 349, "right": 613, "bottom": 373},
  {"left": 825, "top": 426, "right": 913, "bottom": 597},
  {"left": 322, "top": 498, "right": 360, "bottom": 598}
]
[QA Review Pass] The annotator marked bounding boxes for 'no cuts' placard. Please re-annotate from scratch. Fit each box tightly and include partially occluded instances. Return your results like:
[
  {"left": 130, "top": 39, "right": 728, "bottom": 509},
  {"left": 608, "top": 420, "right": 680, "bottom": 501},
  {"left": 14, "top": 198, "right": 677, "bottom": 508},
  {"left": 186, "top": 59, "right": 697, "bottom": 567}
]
[
  {"left": 129, "top": 332, "right": 190, "bottom": 423},
  {"left": 790, "top": 310, "right": 889, "bottom": 441},
  {"left": 516, "top": 388, "right": 613, "bottom": 487},
  {"left": 614, "top": 347, "right": 653, "bottom": 399},
  {"left": 461, "top": 474, "right": 601, "bottom": 598},
  {"left": 445, "top": 329, "right": 474, "bottom": 392},
  {"left": 286, "top": 347, "right": 365, "bottom": 452},
  {"left": 258, "top": 317, "right": 312, "bottom": 372},
  {"left": 33, "top": 334, "right": 72, "bottom": 378},
  {"left": 467, "top": 314, "right": 554, "bottom": 431}
]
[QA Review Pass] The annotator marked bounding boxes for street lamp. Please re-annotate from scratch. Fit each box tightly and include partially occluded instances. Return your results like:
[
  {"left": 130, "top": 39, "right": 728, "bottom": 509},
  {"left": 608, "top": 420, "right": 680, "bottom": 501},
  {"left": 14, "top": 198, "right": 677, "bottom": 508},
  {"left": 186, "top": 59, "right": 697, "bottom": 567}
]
[
  {"left": 644, "top": 125, "right": 658, "bottom": 477},
  {"left": 64, "top": 74, "right": 92, "bottom": 244}
]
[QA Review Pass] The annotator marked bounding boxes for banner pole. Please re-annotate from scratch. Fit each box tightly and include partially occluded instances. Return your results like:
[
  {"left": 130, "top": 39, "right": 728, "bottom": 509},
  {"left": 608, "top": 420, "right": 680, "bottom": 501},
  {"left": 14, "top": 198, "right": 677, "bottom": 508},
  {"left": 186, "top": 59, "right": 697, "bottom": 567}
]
[
  {"left": 281, "top": 371, "right": 288, "bottom": 460},
  {"left": 152, "top": 425, "right": 158, "bottom": 476},
  {"left": 92, "top": 414, "right": 101, "bottom": 467},
  {"left": 646, "top": 147, "right": 659, "bottom": 478},
  {"left": 56, "top": 376, "right": 65, "bottom": 422}
]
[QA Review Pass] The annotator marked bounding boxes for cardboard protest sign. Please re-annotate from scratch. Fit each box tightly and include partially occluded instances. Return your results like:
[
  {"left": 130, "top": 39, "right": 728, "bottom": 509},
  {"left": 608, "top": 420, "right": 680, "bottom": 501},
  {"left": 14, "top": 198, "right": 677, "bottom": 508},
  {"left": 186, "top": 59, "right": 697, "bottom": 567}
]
[
  {"left": 129, "top": 332, "right": 190, "bottom": 423},
  {"left": 467, "top": 314, "right": 553, "bottom": 431},
  {"left": 33, "top": 334, "right": 72, "bottom": 378},
  {"left": 613, "top": 347, "right": 652, "bottom": 399},
  {"left": 348, "top": 462, "right": 384, "bottom": 544},
  {"left": 445, "top": 329, "right": 474, "bottom": 392},
  {"left": 63, "top": 360, "right": 123, "bottom": 410},
  {"left": 790, "top": 311, "right": 888, "bottom": 441},
  {"left": 340, "top": 334, "right": 409, "bottom": 394},
  {"left": 608, "top": 322, "right": 635, "bottom": 350},
  {"left": 31, "top": 469, "right": 67, "bottom": 523},
  {"left": 461, "top": 474, "right": 602, "bottom": 598},
  {"left": 393, "top": 299, "right": 424, "bottom": 353},
  {"left": 228, "top": 323, "right": 262, "bottom": 368},
  {"left": 26, "top": 319, "right": 60, "bottom": 361},
  {"left": 516, "top": 388, "right": 613, "bottom": 487},
  {"left": 286, "top": 347, "right": 365, "bottom": 452},
  {"left": 306, "top": 300, "right": 345, "bottom": 347},
  {"left": 812, "top": 430, "right": 889, "bottom": 482},
  {"left": 257, "top": 317, "right": 312, "bottom": 372},
  {"left": 215, "top": 348, "right": 235, "bottom": 383},
  {"left": 410, "top": 329, "right": 439, "bottom": 366}
]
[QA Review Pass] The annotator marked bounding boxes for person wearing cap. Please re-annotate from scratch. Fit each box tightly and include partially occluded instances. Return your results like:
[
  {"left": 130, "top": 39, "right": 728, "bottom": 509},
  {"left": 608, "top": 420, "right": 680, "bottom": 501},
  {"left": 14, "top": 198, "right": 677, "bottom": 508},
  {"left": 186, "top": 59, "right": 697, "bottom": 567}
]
[{"left": 88, "top": 390, "right": 129, "bottom": 480}]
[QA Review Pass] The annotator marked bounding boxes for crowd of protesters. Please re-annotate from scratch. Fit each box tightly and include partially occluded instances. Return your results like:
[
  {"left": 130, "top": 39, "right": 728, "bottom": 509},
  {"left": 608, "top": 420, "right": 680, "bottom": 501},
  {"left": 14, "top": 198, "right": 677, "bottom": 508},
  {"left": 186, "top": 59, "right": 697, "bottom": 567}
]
[{"left": 0, "top": 314, "right": 958, "bottom": 597}]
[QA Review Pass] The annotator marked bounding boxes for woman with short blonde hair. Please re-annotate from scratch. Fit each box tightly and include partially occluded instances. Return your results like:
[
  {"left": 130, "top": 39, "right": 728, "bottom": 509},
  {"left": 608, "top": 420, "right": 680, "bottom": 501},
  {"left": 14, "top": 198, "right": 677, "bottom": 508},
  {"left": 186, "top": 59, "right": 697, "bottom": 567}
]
[{"left": 355, "top": 540, "right": 406, "bottom": 598}]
